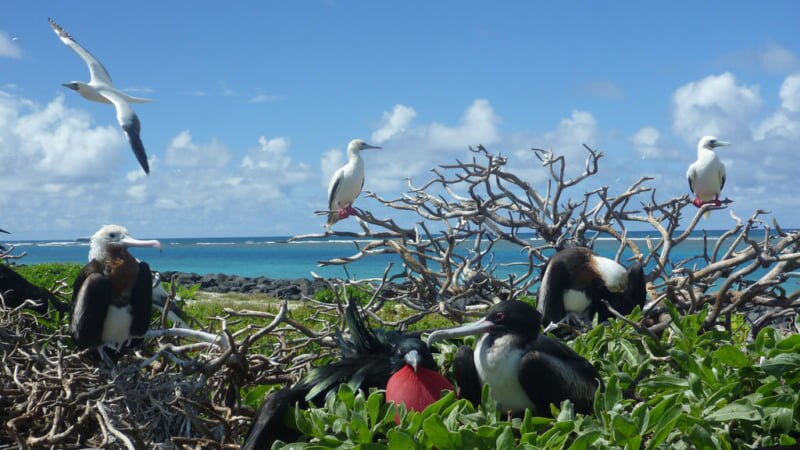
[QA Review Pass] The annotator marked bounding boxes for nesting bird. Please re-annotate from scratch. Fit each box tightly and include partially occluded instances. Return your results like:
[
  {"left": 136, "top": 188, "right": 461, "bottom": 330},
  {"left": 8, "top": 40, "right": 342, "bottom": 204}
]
[
  {"left": 49, "top": 18, "right": 153, "bottom": 174},
  {"left": 427, "top": 300, "right": 601, "bottom": 416},
  {"left": 70, "top": 225, "right": 161, "bottom": 350},
  {"left": 326, "top": 139, "right": 381, "bottom": 227},
  {"left": 687, "top": 136, "right": 730, "bottom": 211},
  {"left": 243, "top": 299, "right": 452, "bottom": 449},
  {"left": 537, "top": 247, "right": 646, "bottom": 327}
]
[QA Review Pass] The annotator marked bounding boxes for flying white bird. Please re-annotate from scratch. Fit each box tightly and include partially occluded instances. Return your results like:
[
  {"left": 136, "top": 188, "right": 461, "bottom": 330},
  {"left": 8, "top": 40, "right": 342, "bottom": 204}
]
[
  {"left": 49, "top": 18, "right": 153, "bottom": 174},
  {"left": 687, "top": 136, "right": 730, "bottom": 214},
  {"left": 326, "top": 139, "right": 381, "bottom": 227}
]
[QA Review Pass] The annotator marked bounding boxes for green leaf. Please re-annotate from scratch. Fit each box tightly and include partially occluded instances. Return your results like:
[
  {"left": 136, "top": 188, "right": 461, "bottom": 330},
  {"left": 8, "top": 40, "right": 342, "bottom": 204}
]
[
  {"left": 495, "top": 426, "right": 514, "bottom": 450},
  {"left": 687, "top": 424, "right": 719, "bottom": 450},
  {"left": 775, "top": 334, "right": 800, "bottom": 353},
  {"left": 604, "top": 374, "right": 622, "bottom": 411},
  {"left": 759, "top": 353, "right": 800, "bottom": 376},
  {"left": 638, "top": 375, "right": 689, "bottom": 391},
  {"left": 567, "top": 430, "right": 601, "bottom": 450},
  {"left": 422, "top": 415, "right": 453, "bottom": 450},
  {"left": 706, "top": 401, "right": 762, "bottom": 422},
  {"left": 646, "top": 403, "right": 682, "bottom": 450},
  {"left": 712, "top": 345, "right": 751, "bottom": 368},
  {"left": 387, "top": 429, "right": 417, "bottom": 450},
  {"left": 365, "top": 390, "right": 382, "bottom": 427},
  {"left": 242, "top": 384, "right": 273, "bottom": 409}
]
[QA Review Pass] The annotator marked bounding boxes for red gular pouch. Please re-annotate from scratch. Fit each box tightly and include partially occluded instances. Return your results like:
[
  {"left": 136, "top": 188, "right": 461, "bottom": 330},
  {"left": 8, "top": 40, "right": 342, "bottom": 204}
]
[{"left": 385, "top": 365, "right": 455, "bottom": 423}]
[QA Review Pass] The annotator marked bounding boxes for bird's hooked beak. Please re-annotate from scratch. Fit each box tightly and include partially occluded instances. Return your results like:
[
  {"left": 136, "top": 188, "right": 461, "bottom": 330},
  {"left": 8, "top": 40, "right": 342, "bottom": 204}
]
[
  {"left": 121, "top": 236, "right": 162, "bottom": 251},
  {"left": 711, "top": 140, "right": 730, "bottom": 149},
  {"left": 427, "top": 319, "right": 494, "bottom": 346},
  {"left": 404, "top": 350, "right": 422, "bottom": 372}
]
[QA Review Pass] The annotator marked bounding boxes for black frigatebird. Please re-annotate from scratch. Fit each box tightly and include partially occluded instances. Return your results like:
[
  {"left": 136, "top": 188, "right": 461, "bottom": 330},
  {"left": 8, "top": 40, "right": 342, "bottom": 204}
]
[
  {"left": 427, "top": 300, "right": 600, "bottom": 416},
  {"left": 70, "top": 224, "right": 161, "bottom": 350},
  {"left": 243, "top": 299, "right": 453, "bottom": 449},
  {"left": 538, "top": 247, "right": 646, "bottom": 327}
]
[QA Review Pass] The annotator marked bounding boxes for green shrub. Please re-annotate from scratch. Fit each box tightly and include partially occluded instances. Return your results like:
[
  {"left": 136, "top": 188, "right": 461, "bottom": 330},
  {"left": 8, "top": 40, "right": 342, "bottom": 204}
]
[{"left": 14, "top": 263, "right": 82, "bottom": 292}]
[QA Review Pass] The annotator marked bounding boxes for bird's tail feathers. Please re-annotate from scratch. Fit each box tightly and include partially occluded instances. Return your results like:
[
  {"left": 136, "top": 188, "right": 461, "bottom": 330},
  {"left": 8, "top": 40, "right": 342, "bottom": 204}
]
[
  {"left": 326, "top": 212, "right": 340, "bottom": 228},
  {"left": 124, "top": 94, "right": 154, "bottom": 104}
]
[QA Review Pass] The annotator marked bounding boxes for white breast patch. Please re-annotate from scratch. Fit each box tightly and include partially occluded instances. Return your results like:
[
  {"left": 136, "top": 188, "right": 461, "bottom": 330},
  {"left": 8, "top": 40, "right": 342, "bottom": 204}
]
[
  {"left": 563, "top": 289, "right": 592, "bottom": 315},
  {"left": 474, "top": 334, "right": 535, "bottom": 412},
  {"left": 101, "top": 305, "right": 133, "bottom": 346}
]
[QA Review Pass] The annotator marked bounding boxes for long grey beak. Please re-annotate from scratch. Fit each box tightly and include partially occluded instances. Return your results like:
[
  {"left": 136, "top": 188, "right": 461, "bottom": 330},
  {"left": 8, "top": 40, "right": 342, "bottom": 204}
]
[
  {"left": 363, "top": 143, "right": 382, "bottom": 150},
  {"left": 427, "top": 319, "right": 493, "bottom": 346},
  {"left": 712, "top": 141, "right": 730, "bottom": 148},
  {"left": 121, "top": 236, "right": 162, "bottom": 251},
  {"left": 404, "top": 350, "right": 422, "bottom": 372}
]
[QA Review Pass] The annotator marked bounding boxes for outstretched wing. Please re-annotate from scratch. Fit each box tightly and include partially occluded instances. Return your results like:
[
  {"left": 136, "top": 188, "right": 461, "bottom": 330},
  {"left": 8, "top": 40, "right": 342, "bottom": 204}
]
[
  {"left": 48, "top": 18, "right": 113, "bottom": 86},
  {"left": 101, "top": 90, "right": 150, "bottom": 174}
]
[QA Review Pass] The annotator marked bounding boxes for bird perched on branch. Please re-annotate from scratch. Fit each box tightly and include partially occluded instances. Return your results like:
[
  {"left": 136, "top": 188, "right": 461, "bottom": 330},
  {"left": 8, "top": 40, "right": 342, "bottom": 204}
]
[
  {"left": 687, "top": 136, "right": 730, "bottom": 215},
  {"left": 49, "top": 18, "right": 153, "bottom": 174},
  {"left": 326, "top": 139, "right": 381, "bottom": 228},
  {"left": 243, "top": 298, "right": 452, "bottom": 449},
  {"left": 70, "top": 225, "right": 161, "bottom": 350},
  {"left": 537, "top": 247, "right": 646, "bottom": 327},
  {"left": 427, "top": 300, "right": 601, "bottom": 416}
]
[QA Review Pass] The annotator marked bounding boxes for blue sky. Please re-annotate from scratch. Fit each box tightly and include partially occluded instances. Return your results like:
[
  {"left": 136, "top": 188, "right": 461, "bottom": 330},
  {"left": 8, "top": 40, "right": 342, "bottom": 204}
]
[{"left": 2, "top": 1, "right": 799, "bottom": 240}]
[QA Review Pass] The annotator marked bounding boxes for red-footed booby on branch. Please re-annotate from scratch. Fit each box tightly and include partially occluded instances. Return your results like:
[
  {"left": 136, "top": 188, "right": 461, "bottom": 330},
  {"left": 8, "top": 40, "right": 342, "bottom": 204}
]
[
  {"left": 326, "top": 139, "right": 381, "bottom": 228},
  {"left": 687, "top": 136, "right": 730, "bottom": 213}
]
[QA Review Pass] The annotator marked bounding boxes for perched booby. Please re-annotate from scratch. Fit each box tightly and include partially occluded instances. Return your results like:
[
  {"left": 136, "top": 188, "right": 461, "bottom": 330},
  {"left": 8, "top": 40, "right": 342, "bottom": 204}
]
[
  {"left": 70, "top": 225, "right": 161, "bottom": 350},
  {"left": 427, "top": 300, "right": 600, "bottom": 416},
  {"left": 326, "top": 139, "right": 381, "bottom": 227},
  {"left": 243, "top": 299, "right": 452, "bottom": 449},
  {"left": 49, "top": 18, "right": 153, "bottom": 175},
  {"left": 687, "top": 136, "right": 730, "bottom": 210},
  {"left": 538, "top": 247, "right": 646, "bottom": 327}
]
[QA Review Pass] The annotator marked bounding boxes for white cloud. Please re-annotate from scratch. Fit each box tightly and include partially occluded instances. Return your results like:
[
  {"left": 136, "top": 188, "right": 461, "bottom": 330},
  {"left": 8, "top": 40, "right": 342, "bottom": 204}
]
[
  {"left": 320, "top": 148, "right": 345, "bottom": 188},
  {"left": 0, "top": 31, "right": 22, "bottom": 58},
  {"left": 759, "top": 42, "right": 800, "bottom": 74},
  {"left": 250, "top": 94, "right": 282, "bottom": 103},
  {"left": 371, "top": 104, "right": 417, "bottom": 143},
  {"left": 165, "top": 130, "right": 231, "bottom": 168},
  {"left": 671, "top": 72, "right": 761, "bottom": 143},
  {"left": 582, "top": 80, "right": 623, "bottom": 99},
  {"left": 779, "top": 73, "right": 800, "bottom": 112},
  {"left": 629, "top": 126, "right": 671, "bottom": 160}
]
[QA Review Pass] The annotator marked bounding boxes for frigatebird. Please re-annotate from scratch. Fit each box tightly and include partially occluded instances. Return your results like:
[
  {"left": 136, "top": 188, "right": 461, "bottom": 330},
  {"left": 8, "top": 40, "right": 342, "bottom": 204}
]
[
  {"left": 687, "top": 136, "right": 730, "bottom": 214},
  {"left": 538, "top": 247, "right": 646, "bottom": 327},
  {"left": 326, "top": 139, "right": 381, "bottom": 228},
  {"left": 427, "top": 300, "right": 600, "bottom": 416},
  {"left": 243, "top": 299, "right": 452, "bottom": 449},
  {"left": 70, "top": 225, "right": 161, "bottom": 350}
]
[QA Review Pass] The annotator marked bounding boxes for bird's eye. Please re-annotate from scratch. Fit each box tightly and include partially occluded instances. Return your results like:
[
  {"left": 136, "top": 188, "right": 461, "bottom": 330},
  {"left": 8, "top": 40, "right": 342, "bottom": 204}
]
[
  {"left": 495, "top": 312, "right": 505, "bottom": 321},
  {"left": 709, "top": 140, "right": 716, "bottom": 145},
  {"left": 109, "top": 233, "right": 117, "bottom": 238}
]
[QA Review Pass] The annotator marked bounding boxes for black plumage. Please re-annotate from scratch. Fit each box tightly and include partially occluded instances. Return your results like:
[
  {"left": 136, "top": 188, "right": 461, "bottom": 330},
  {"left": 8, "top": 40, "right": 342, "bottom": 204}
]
[
  {"left": 538, "top": 247, "right": 646, "bottom": 326},
  {"left": 428, "top": 300, "right": 601, "bottom": 416},
  {"left": 243, "top": 299, "right": 441, "bottom": 449}
]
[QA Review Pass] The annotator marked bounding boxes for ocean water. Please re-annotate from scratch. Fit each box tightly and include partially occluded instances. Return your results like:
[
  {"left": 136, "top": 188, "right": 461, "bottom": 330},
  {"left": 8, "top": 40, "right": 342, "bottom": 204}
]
[{"left": 6, "top": 230, "right": 794, "bottom": 287}]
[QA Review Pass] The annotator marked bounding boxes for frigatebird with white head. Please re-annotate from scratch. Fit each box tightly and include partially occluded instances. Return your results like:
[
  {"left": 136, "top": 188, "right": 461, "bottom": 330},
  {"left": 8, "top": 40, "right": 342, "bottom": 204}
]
[
  {"left": 49, "top": 18, "right": 153, "bottom": 175},
  {"left": 326, "top": 139, "right": 381, "bottom": 227},
  {"left": 243, "top": 298, "right": 452, "bottom": 449},
  {"left": 427, "top": 300, "right": 600, "bottom": 416},
  {"left": 71, "top": 225, "right": 161, "bottom": 350},
  {"left": 538, "top": 247, "right": 646, "bottom": 327},
  {"left": 687, "top": 136, "right": 730, "bottom": 211}
]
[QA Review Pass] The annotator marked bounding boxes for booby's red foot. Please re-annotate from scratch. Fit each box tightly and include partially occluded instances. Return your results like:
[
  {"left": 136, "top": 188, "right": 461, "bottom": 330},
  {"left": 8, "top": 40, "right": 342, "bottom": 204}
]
[
  {"left": 345, "top": 206, "right": 358, "bottom": 216},
  {"left": 692, "top": 197, "right": 704, "bottom": 208},
  {"left": 337, "top": 208, "right": 350, "bottom": 220}
]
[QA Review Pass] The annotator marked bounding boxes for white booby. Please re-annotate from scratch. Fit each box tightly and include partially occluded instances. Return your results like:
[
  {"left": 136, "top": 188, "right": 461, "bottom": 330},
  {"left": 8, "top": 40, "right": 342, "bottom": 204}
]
[
  {"left": 427, "top": 300, "right": 600, "bottom": 416},
  {"left": 687, "top": 136, "right": 730, "bottom": 210},
  {"left": 71, "top": 225, "right": 161, "bottom": 350},
  {"left": 326, "top": 139, "right": 381, "bottom": 227},
  {"left": 48, "top": 18, "right": 153, "bottom": 175},
  {"left": 537, "top": 247, "right": 646, "bottom": 326}
]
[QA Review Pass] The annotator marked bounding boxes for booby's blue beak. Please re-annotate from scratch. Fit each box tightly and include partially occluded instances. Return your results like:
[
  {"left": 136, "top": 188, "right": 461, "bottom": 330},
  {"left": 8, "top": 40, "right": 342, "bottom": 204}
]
[
  {"left": 363, "top": 144, "right": 382, "bottom": 150},
  {"left": 426, "top": 318, "right": 494, "bottom": 346}
]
